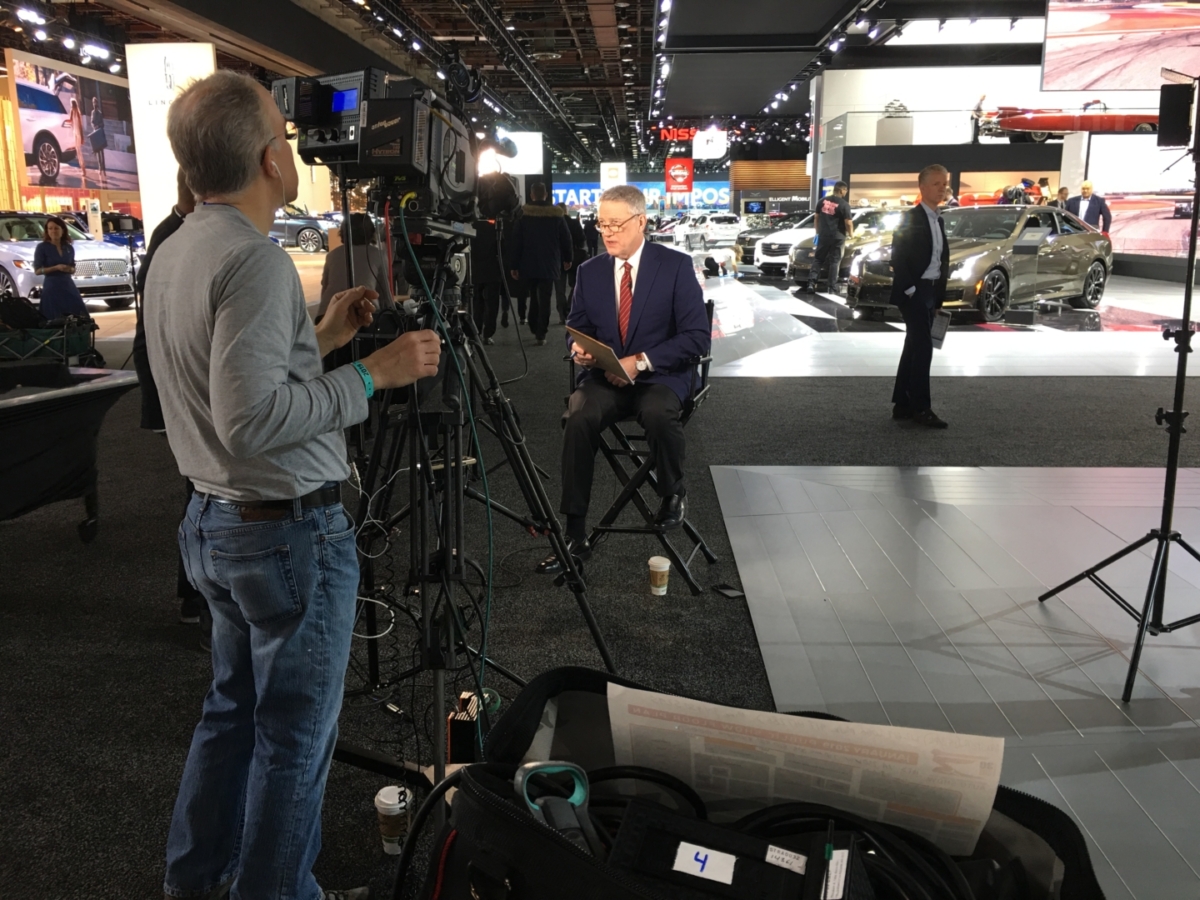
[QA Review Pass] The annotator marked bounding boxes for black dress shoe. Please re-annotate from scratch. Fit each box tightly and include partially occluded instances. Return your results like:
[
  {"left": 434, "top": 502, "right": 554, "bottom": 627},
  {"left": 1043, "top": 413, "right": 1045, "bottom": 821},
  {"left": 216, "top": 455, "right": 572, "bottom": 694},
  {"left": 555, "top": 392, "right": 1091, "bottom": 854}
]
[
  {"left": 654, "top": 493, "right": 686, "bottom": 529},
  {"left": 501, "top": 315, "right": 509, "bottom": 328},
  {"left": 912, "top": 409, "right": 949, "bottom": 429},
  {"left": 892, "top": 404, "right": 914, "bottom": 420},
  {"left": 535, "top": 537, "right": 592, "bottom": 575}
]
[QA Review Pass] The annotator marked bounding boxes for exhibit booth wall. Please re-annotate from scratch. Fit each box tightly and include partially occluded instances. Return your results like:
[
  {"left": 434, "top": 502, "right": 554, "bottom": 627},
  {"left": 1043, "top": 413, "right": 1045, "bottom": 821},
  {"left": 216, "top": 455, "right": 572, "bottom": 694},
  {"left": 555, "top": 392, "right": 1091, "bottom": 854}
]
[
  {"left": 550, "top": 174, "right": 731, "bottom": 212},
  {"left": 818, "top": 66, "right": 1155, "bottom": 151}
]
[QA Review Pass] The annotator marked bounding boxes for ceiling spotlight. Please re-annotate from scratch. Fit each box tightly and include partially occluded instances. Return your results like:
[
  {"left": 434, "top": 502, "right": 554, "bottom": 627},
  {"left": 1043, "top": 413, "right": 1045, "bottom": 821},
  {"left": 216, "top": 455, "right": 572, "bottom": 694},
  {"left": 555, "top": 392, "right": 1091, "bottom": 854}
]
[
  {"left": 771, "top": 101, "right": 779, "bottom": 109},
  {"left": 80, "top": 55, "right": 91, "bottom": 65},
  {"left": 109, "top": 62, "right": 121, "bottom": 73},
  {"left": 17, "top": 9, "right": 46, "bottom": 25},
  {"left": 392, "top": 26, "right": 402, "bottom": 37},
  {"left": 436, "top": 69, "right": 446, "bottom": 79},
  {"left": 661, "top": 61, "right": 671, "bottom": 77},
  {"left": 661, "top": 0, "right": 671, "bottom": 9},
  {"left": 869, "top": 25, "right": 879, "bottom": 39},
  {"left": 62, "top": 36, "right": 75, "bottom": 49},
  {"left": 657, "top": 33, "right": 666, "bottom": 43},
  {"left": 33, "top": 28, "right": 46, "bottom": 40},
  {"left": 82, "top": 44, "right": 109, "bottom": 59},
  {"left": 412, "top": 40, "right": 421, "bottom": 50},
  {"left": 506, "top": 24, "right": 515, "bottom": 30}
]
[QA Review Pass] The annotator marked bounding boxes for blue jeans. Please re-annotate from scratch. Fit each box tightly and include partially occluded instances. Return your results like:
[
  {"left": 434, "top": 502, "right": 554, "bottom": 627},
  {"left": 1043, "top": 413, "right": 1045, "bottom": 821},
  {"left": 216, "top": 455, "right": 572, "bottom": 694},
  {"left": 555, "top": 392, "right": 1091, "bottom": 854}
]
[{"left": 165, "top": 490, "right": 358, "bottom": 900}]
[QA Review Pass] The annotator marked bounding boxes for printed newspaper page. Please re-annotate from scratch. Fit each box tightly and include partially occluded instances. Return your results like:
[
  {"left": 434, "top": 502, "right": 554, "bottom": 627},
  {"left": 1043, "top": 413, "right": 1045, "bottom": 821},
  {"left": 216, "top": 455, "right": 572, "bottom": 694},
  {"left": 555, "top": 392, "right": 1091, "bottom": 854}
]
[{"left": 607, "top": 684, "right": 1004, "bottom": 856}]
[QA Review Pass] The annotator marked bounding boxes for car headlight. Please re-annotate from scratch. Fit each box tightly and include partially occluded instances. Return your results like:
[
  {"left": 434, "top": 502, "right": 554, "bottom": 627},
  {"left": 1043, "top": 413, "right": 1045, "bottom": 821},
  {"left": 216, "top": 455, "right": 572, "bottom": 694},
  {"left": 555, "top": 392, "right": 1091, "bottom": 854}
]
[
  {"left": 949, "top": 253, "right": 984, "bottom": 282},
  {"left": 11, "top": 259, "right": 32, "bottom": 269}
]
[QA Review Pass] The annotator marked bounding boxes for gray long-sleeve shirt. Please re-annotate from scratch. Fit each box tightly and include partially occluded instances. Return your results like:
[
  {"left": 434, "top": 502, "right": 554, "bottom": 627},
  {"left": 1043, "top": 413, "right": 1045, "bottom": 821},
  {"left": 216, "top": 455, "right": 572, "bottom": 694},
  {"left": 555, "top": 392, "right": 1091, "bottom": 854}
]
[{"left": 145, "top": 203, "right": 368, "bottom": 501}]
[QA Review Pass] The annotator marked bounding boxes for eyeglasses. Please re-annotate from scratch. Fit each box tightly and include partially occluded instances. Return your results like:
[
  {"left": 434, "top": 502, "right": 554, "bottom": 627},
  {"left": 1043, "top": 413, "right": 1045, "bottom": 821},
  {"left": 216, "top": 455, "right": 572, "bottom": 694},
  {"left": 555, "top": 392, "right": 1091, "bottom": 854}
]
[{"left": 596, "top": 213, "right": 642, "bottom": 234}]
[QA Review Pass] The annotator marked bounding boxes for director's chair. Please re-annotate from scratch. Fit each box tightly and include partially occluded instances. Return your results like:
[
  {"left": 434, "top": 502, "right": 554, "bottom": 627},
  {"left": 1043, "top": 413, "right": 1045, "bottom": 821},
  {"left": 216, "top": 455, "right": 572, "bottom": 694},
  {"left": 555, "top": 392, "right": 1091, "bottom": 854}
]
[{"left": 564, "top": 300, "right": 718, "bottom": 594}]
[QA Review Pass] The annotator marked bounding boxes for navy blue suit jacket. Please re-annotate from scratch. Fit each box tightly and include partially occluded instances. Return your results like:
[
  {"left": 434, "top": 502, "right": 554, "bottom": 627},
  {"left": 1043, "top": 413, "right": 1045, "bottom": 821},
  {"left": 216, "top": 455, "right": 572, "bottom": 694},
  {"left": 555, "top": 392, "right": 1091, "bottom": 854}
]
[
  {"left": 1065, "top": 194, "right": 1112, "bottom": 232},
  {"left": 566, "top": 240, "right": 710, "bottom": 402}
]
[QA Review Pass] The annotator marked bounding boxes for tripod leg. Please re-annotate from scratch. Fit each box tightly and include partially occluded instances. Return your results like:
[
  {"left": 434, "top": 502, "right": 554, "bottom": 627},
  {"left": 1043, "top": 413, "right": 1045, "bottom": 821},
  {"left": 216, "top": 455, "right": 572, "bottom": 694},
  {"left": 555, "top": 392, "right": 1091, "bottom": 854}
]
[
  {"left": 1122, "top": 537, "right": 1169, "bottom": 703},
  {"left": 1039, "top": 531, "right": 1158, "bottom": 602}
]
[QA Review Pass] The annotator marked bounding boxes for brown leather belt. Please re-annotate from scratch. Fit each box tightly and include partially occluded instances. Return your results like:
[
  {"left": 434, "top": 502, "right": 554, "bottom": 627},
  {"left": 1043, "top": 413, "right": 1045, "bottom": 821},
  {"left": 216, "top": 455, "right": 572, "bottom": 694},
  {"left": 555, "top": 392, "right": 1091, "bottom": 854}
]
[{"left": 208, "top": 483, "right": 343, "bottom": 521}]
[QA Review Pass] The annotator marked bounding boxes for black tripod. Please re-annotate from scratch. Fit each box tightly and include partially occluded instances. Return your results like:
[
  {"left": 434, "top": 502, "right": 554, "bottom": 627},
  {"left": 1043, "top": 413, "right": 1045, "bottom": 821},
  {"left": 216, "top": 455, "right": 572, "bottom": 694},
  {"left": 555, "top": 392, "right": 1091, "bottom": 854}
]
[{"left": 1039, "top": 86, "right": 1200, "bottom": 703}]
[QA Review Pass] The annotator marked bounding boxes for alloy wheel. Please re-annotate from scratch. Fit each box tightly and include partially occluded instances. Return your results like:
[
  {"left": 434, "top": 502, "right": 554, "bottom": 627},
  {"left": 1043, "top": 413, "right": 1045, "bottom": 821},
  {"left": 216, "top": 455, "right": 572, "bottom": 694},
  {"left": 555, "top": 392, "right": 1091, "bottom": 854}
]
[
  {"left": 0, "top": 267, "right": 16, "bottom": 298},
  {"left": 1082, "top": 261, "right": 1106, "bottom": 309},
  {"left": 979, "top": 269, "right": 1008, "bottom": 322},
  {"left": 36, "top": 138, "right": 60, "bottom": 180},
  {"left": 297, "top": 228, "right": 322, "bottom": 253},
  {"left": 1029, "top": 131, "right": 1050, "bottom": 143}
]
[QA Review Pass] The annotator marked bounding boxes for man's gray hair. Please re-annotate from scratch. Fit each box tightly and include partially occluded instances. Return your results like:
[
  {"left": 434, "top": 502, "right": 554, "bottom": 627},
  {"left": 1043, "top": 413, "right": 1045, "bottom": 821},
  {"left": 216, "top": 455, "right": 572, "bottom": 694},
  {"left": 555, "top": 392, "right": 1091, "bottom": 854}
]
[
  {"left": 167, "top": 71, "right": 276, "bottom": 200},
  {"left": 599, "top": 185, "right": 646, "bottom": 216},
  {"left": 917, "top": 164, "right": 949, "bottom": 184}
]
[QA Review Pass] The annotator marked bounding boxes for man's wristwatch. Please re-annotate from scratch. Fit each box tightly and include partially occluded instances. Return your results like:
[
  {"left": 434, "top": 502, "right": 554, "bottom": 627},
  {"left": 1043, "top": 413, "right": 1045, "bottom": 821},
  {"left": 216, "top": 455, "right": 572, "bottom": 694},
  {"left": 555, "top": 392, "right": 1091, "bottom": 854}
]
[{"left": 635, "top": 354, "right": 650, "bottom": 373}]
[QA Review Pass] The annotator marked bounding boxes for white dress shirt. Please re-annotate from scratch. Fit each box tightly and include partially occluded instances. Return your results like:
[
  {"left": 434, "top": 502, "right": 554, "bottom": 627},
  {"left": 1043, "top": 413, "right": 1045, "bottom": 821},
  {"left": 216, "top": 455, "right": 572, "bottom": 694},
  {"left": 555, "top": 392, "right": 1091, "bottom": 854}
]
[
  {"left": 1077, "top": 196, "right": 1091, "bottom": 224},
  {"left": 919, "top": 201, "right": 943, "bottom": 281}
]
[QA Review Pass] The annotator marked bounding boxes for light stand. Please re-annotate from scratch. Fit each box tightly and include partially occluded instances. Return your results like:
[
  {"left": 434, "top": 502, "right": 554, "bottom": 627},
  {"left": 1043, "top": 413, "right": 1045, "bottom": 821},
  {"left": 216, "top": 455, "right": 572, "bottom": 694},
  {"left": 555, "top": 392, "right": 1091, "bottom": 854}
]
[{"left": 1039, "top": 76, "right": 1200, "bottom": 702}]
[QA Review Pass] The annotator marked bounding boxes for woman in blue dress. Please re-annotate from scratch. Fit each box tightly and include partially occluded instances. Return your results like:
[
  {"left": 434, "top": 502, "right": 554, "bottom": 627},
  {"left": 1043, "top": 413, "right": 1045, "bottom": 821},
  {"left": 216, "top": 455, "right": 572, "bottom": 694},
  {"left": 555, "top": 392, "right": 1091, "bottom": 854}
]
[{"left": 33, "top": 216, "right": 87, "bottom": 319}]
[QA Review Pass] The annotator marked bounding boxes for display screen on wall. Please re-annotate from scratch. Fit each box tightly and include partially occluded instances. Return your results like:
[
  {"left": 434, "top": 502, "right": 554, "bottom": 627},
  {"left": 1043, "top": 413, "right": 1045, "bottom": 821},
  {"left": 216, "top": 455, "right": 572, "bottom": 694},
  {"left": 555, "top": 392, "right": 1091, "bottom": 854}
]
[
  {"left": 1043, "top": 1, "right": 1200, "bottom": 91},
  {"left": 552, "top": 180, "right": 730, "bottom": 210},
  {"left": 5, "top": 49, "right": 138, "bottom": 191},
  {"left": 1087, "top": 134, "right": 1193, "bottom": 258}
]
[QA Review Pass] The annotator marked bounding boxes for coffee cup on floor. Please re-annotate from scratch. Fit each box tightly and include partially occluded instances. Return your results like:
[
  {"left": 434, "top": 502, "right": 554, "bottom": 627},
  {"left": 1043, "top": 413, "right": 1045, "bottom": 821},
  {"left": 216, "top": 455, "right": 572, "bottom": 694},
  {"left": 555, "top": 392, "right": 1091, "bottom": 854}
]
[
  {"left": 649, "top": 556, "right": 671, "bottom": 596},
  {"left": 374, "top": 785, "right": 412, "bottom": 855}
]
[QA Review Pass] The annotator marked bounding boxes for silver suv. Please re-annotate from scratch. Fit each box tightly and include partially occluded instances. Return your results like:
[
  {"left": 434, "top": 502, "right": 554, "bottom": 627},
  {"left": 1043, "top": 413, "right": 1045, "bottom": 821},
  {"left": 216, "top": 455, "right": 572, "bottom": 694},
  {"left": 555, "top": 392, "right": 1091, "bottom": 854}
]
[{"left": 0, "top": 213, "right": 136, "bottom": 309}]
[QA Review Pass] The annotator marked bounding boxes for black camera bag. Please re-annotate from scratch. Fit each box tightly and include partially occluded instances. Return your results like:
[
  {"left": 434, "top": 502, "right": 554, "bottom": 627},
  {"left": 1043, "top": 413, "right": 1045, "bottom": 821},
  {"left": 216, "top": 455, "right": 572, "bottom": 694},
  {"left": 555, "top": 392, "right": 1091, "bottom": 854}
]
[{"left": 405, "top": 667, "right": 1105, "bottom": 900}]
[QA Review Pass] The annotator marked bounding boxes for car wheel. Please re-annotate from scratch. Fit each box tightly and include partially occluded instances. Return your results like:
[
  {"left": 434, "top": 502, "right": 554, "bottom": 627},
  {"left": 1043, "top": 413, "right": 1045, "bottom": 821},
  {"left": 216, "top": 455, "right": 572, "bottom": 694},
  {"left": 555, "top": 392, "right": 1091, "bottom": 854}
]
[
  {"left": 1133, "top": 123, "right": 1156, "bottom": 133},
  {"left": 297, "top": 228, "right": 323, "bottom": 253},
  {"left": 104, "top": 296, "right": 133, "bottom": 310},
  {"left": 1070, "top": 260, "right": 1107, "bottom": 309},
  {"left": 35, "top": 135, "right": 61, "bottom": 180},
  {"left": 1028, "top": 131, "right": 1050, "bottom": 143},
  {"left": 0, "top": 266, "right": 18, "bottom": 298},
  {"left": 978, "top": 268, "right": 1009, "bottom": 322},
  {"left": 699, "top": 235, "right": 708, "bottom": 251}
]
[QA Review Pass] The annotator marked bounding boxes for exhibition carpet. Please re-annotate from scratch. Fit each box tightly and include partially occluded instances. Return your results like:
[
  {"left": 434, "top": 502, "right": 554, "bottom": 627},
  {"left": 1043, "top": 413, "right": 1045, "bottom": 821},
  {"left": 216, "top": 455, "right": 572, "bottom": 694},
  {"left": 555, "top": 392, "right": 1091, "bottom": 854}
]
[{"left": 1, "top": 320, "right": 1197, "bottom": 898}]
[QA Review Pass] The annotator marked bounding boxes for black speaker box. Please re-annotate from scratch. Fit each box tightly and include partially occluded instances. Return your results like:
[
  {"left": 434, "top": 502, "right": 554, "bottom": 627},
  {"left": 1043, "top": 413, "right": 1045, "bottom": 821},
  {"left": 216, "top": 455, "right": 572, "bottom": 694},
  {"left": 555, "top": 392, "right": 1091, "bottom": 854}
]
[{"left": 1159, "top": 83, "right": 1194, "bottom": 148}]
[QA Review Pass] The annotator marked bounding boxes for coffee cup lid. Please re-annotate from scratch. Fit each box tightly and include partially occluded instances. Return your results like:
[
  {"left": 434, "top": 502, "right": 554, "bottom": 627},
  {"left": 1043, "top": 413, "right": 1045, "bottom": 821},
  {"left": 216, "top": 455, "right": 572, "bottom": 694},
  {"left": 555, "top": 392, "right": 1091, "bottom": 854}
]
[
  {"left": 375, "top": 785, "right": 407, "bottom": 811},
  {"left": 648, "top": 556, "right": 671, "bottom": 570}
]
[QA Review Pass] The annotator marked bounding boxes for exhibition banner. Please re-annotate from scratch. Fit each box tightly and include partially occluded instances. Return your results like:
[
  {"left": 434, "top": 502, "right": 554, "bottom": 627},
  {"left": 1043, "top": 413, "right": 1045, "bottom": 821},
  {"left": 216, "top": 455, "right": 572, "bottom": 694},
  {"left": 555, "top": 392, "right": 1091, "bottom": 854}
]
[
  {"left": 1043, "top": 1, "right": 1200, "bottom": 91},
  {"left": 5, "top": 48, "right": 139, "bottom": 191},
  {"left": 666, "top": 157, "right": 693, "bottom": 193},
  {"left": 552, "top": 180, "right": 730, "bottom": 211},
  {"left": 126, "top": 43, "right": 216, "bottom": 240}
]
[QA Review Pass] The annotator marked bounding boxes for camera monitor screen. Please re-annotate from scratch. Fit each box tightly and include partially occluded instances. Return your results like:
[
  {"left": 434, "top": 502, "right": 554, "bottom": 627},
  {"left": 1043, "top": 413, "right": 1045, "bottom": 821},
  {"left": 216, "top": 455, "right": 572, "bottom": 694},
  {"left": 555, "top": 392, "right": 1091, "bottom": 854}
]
[{"left": 331, "top": 87, "right": 359, "bottom": 113}]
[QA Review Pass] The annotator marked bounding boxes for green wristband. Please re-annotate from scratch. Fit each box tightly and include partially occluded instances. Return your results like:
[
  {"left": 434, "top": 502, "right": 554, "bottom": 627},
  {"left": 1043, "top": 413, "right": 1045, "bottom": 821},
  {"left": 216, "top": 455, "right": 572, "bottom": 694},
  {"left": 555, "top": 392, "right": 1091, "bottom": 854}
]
[{"left": 351, "top": 361, "right": 374, "bottom": 399}]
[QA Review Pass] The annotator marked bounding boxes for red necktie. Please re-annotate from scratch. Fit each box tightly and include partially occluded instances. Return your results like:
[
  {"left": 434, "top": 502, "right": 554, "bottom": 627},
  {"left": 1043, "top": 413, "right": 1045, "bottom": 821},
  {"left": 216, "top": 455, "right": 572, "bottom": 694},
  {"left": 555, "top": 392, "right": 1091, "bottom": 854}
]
[{"left": 618, "top": 261, "right": 633, "bottom": 343}]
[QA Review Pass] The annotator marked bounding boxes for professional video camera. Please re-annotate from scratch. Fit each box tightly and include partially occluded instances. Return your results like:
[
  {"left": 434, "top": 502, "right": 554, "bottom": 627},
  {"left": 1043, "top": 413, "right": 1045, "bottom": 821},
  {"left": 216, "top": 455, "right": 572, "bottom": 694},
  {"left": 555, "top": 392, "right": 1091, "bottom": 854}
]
[{"left": 271, "top": 67, "right": 481, "bottom": 222}]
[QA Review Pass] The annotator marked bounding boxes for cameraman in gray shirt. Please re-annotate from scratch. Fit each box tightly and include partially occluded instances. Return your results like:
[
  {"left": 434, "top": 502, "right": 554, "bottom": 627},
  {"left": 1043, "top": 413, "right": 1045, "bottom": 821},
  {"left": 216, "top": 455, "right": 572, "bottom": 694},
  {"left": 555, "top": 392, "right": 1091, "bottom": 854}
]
[{"left": 147, "top": 71, "right": 440, "bottom": 900}]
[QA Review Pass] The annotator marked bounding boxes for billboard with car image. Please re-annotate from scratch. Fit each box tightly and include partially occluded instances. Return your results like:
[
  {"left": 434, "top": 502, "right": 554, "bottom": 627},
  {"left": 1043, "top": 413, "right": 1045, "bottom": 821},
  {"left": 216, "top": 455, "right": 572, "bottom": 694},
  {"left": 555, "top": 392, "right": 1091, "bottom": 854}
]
[{"left": 4, "top": 48, "right": 139, "bottom": 192}]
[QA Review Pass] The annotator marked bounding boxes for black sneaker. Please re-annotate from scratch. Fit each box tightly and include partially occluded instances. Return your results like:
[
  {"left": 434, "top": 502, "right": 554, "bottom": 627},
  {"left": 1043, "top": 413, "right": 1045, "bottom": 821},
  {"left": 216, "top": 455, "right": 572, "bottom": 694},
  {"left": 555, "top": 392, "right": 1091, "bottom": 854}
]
[
  {"left": 892, "top": 404, "right": 914, "bottom": 420},
  {"left": 912, "top": 409, "right": 949, "bottom": 429},
  {"left": 179, "top": 595, "right": 203, "bottom": 624}
]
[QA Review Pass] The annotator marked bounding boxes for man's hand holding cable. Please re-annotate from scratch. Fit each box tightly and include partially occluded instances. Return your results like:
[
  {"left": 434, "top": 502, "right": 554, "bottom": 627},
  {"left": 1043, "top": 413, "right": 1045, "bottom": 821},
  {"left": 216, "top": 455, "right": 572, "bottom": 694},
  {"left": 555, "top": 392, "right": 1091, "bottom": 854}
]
[
  {"left": 362, "top": 329, "right": 442, "bottom": 389},
  {"left": 316, "top": 286, "right": 378, "bottom": 357}
]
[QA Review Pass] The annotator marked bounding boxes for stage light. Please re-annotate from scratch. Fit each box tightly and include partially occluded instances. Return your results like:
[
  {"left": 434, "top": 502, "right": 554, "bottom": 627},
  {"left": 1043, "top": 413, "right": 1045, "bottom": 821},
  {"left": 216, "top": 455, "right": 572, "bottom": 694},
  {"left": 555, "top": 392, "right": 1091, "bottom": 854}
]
[
  {"left": 17, "top": 9, "right": 45, "bottom": 25},
  {"left": 33, "top": 28, "right": 46, "bottom": 40},
  {"left": 81, "top": 44, "right": 109, "bottom": 59},
  {"left": 661, "top": 61, "right": 670, "bottom": 76},
  {"left": 436, "top": 69, "right": 446, "bottom": 79},
  {"left": 392, "top": 26, "right": 402, "bottom": 37},
  {"left": 62, "top": 36, "right": 75, "bottom": 48},
  {"left": 412, "top": 40, "right": 421, "bottom": 50},
  {"left": 109, "top": 62, "right": 121, "bottom": 73}
]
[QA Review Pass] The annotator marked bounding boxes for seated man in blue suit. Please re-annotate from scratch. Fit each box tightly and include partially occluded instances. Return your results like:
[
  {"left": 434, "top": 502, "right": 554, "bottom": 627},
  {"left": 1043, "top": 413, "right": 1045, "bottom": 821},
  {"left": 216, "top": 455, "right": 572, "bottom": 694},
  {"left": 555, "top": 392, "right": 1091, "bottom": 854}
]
[
  {"left": 1065, "top": 181, "right": 1112, "bottom": 233},
  {"left": 537, "top": 184, "right": 711, "bottom": 574}
]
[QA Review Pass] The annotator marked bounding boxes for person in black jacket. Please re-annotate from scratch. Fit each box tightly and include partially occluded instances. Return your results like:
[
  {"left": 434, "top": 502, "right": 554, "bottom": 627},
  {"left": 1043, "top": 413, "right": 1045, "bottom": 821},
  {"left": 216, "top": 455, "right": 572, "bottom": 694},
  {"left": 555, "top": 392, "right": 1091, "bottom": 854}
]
[
  {"left": 583, "top": 214, "right": 599, "bottom": 257},
  {"left": 508, "top": 182, "right": 573, "bottom": 344},
  {"left": 555, "top": 204, "right": 587, "bottom": 325},
  {"left": 471, "top": 219, "right": 505, "bottom": 342},
  {"left": 890, "top": 165, "right": 951, "bottom": 429},
  {"left": 131, "top": 169, "right": 209, "bottom": 638},
  {"left": 1065, "top": 181, "right": 1112, "bottom": 232}
]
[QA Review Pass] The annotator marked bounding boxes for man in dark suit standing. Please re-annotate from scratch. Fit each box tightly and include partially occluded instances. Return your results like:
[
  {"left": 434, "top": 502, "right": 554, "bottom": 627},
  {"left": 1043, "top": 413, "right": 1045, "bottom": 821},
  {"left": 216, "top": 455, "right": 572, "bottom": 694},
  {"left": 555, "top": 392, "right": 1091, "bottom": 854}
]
[
  {"left": 1065, "top": 181, "right": 1112, "bottom": 232},
  {"left": 537, "top": 184, "right": 711, "bottom": 574},
  {"left": 891, "top": 164, "right": 951, "bottom": 429},
  {"left": 508, "top": 182, "right": 573, "bottom": 345}
]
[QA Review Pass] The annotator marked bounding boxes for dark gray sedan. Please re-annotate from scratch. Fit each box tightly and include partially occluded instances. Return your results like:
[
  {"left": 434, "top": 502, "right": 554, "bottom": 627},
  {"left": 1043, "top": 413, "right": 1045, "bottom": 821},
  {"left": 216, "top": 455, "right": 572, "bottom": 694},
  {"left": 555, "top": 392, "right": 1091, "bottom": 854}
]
[
  {"left": 848, "top": 205, "right": 1113, "bottom": 322},
  {"left": 269, "top": 205, "right": 334, "bottom": 253}
]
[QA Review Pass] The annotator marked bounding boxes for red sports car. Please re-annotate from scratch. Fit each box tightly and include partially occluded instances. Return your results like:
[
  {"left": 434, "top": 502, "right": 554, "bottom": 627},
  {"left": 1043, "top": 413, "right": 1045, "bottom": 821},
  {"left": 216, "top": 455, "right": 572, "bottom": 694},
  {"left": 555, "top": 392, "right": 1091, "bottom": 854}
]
[{"left": 983, "top": 101, "right": 1158, "bottom": 143}]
